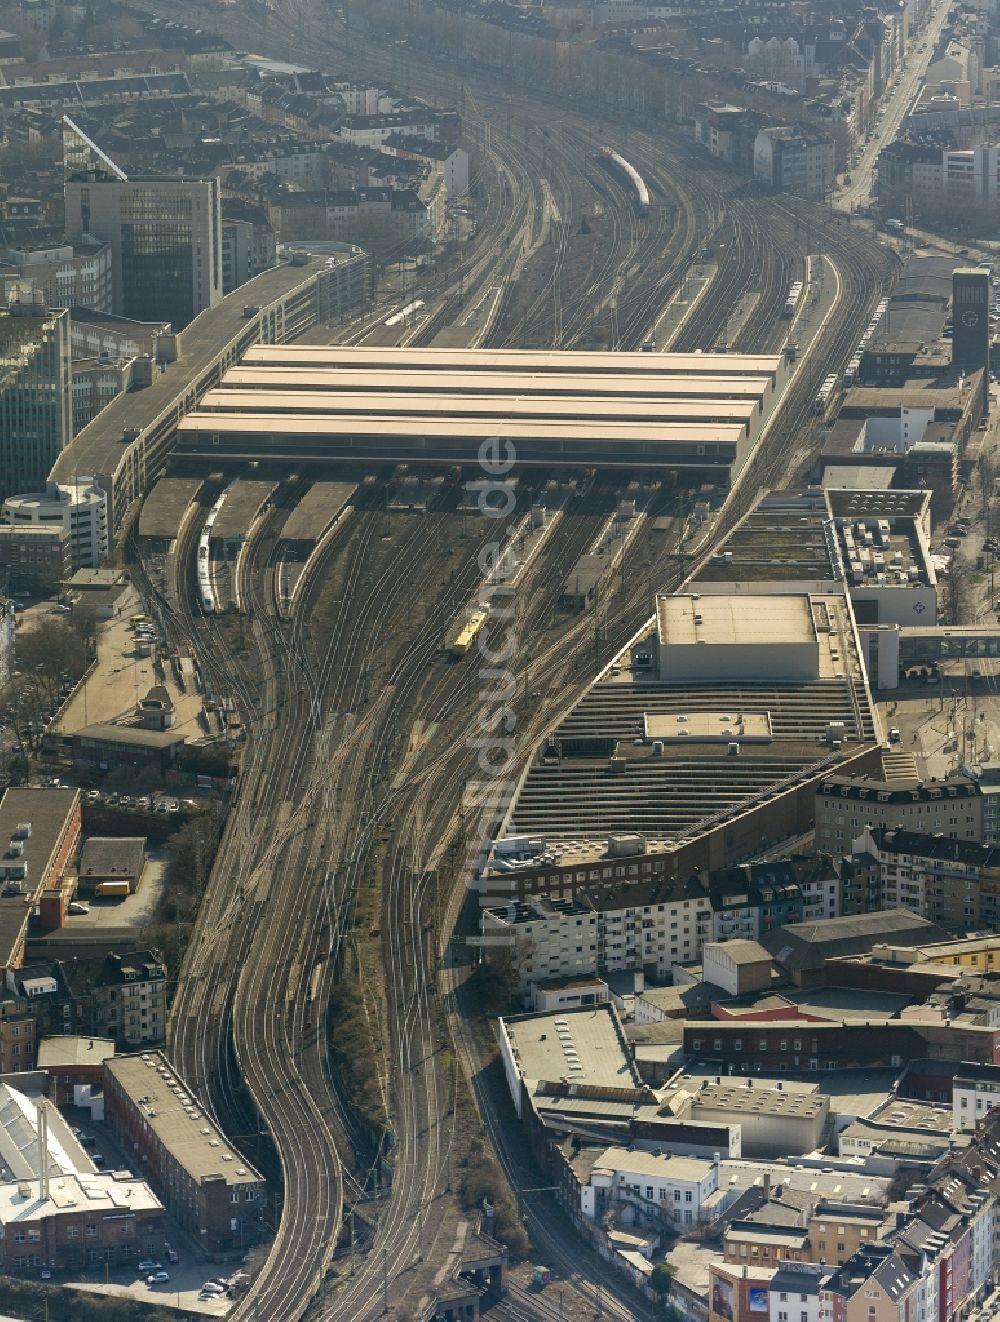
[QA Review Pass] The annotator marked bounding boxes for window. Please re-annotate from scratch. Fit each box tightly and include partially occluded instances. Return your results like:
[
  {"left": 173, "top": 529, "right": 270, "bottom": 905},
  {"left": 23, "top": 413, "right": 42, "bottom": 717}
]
[
  {"left": 685, "top": 1190, "right": 692, "bottom": 1202},
  {"left": 646, "top": 1187, "right": 653, "bottom": 1201}
]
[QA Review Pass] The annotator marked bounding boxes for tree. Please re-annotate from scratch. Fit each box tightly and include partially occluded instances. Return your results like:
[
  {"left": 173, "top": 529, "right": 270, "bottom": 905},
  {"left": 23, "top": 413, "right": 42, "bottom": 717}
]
[
  {"left": 650, "top": 1260, "right": 676, "bottom": 1304},
  {"left": 15, "top": 619, "right": 87, "bottom": 706}
]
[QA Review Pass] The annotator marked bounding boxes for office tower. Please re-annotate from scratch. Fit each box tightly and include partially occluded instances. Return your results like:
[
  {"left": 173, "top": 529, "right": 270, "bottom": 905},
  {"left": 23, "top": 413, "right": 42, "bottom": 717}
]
[
  {"left": 62, "top": 118, "right": 222, "bottom": 328},
  {"left": 0, "top": 287, "right": 71, "bottom": 502},
  {"left": 952, "top": 267, "right": 991, "bottom": 373}
]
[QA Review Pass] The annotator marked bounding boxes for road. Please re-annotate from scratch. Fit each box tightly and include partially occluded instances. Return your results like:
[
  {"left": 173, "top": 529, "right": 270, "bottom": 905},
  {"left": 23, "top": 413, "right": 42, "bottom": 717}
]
[{"left": 838, "top": 0, "right": 953, "bottom": 214}]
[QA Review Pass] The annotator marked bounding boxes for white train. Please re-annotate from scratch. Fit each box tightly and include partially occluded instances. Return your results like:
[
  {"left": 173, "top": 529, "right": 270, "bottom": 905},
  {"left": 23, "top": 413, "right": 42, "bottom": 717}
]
[
  {"left": 783, "top": 281, "right": 804, "bottom": 319},
  {"left": 197, "top": 483, "right": 235, "bottom": 614},
  {"left": 597, "top": 148, "right": 650, "bottom": 216}
]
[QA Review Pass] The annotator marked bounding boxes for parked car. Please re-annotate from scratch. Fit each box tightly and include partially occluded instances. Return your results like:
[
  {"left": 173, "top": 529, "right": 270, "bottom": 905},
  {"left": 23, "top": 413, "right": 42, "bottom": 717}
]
[
  {"left": 67, "top": 901, "right": 90, "bottom": 915},
  {"left": 138, "top": 1260, "right": 161, "bottom": 1273},
  {"left": 147, "top": 1270, "right": 170, "bottom": 1284}
]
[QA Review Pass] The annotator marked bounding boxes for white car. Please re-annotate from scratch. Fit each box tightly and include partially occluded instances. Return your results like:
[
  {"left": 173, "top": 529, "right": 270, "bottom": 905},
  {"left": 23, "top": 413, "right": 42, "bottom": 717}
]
[
  {"left": 137, "top": 1260, "right": 161, "bottom": 1273},
  {"left": 67, "top": 901, "right": 90, "bottom": 915},
  {"left": 147, "top": 1270, "right": 170, "bottom": 1284}
]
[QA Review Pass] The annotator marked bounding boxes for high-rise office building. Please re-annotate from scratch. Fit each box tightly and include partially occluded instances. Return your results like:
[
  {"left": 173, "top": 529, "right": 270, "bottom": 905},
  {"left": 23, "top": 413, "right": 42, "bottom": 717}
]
[
  {"left": 0, "top": 287, "right": 71, "bottom": 502},
  {"left": 952, "top": 267, "right": 991, "bottom": 373},
  {"left": 62, "top": 118, "right": 222, "bottom": 329}
]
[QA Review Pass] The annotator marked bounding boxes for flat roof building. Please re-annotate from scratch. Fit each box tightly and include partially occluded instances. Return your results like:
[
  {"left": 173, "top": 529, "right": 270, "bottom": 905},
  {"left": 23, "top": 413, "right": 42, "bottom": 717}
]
[{"left": 104, "top": 1051, "right": 265, "bottom": 1255}]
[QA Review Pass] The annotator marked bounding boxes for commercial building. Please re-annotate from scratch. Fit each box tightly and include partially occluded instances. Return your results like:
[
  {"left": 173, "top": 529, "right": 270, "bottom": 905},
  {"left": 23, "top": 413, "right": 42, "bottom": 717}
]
[
  {"left": 0, "top": 240, "right": 112, "bottom": 313},
  {"left": 62, "top": 119, "right": 222, "bottom": 328},
  {"left": 68, "top": 724, "right": 185, "bottom": 775},
  {"left": 686, "top": 1079, "right": 829, "bottom": 1157},
  {"left": 172, "top": 345, "right": 784, "bottom": 484},
  {"left": 2, "top": 478, "right": 108, "bottom": 570},
  {"left": 49, "top": 252, "right": 370, "bottom": 535},
  {"left": 0, "top": 524, "right": 70, "bottom": 591},
  {"left": 0, "top": 293, "right": 71, "bottom": 502},
  {"left": 579, "top": 1147, "right": 719, "bottom": 1229},
  {"left": 104, "top": 1051, "right": 266, "bottom": 1255},
  {"left": 35, "top": 1035, "right": 115, "bottom": 1106}
]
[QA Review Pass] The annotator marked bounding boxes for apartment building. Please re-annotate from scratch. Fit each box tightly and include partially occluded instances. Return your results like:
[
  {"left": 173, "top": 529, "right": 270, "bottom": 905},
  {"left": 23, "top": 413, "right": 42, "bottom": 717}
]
[
  {"left": 0, "top": 240, "right": 112, "bottom": 313},
  {"left": 753, "top": 128, "right": 835, "bottom": 198},
  {"left": 815, "top": 774, "right": 982, "bottom": 854},
  {"left": 709, "top": 856, "right": 839, "bottom": 942},
  {"left": 482, "top": 875, "right": 711, "bottom": 990},
  {"left": 855, "top": 826, "right": 1000, "bottom": 929}
]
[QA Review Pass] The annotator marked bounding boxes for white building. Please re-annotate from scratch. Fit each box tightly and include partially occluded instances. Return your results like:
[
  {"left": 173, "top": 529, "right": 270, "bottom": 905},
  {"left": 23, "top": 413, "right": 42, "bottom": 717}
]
[
  {"left": 0, "top": 241, "right": 113, "bottom": 313},
  {"left": 953, "top": 1067, "right": 1000, "bottom": 1131},
  {"left": 753, "top": 128, "right": 835, "bottom": 199},
  {"left": 481, "top": 879, "right": 712, "bottom": 991},
  {"left": 580, "top": 1148, "right": 719, "bottom": 1229},
  {"left": 2, "top": 478, "right": 108, "bottom": 569}
]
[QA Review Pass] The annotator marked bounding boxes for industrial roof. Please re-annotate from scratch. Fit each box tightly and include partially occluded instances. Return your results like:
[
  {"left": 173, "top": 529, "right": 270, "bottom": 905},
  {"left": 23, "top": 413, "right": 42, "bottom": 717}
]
[
  {"left": 759, "top": 909, "right": 949, "bottom": 973},
  {"left": 105, "top": 1052, "right": 263, "bottom": 1187},
  {"left": 705, "top": 938, "right": 773, "bottom": 965},
  {"left": 36, "top": 1036, "right": 116, "bottom": 1069},
  {"left": 500, "top": 1005, "right": 639, "bottom": 1092},
  {"left": 691, "top": 1080, "right": 826, "bottom": 1117},
  {"left": 78, "top": 836, "right": 145, "bottom": 881},
  {"left": 0, "top": 788, "right": 79, "bottom": 968}
]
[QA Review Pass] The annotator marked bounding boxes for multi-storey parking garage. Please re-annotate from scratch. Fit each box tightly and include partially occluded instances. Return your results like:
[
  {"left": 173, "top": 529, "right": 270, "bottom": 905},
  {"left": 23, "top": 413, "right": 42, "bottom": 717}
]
[{"left": 172, "top": 347, "right": 785, "bottom": 481}]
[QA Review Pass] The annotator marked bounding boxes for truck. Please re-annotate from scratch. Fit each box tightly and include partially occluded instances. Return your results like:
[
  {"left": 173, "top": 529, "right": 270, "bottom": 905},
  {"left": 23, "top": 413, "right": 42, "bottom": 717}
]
[{"left": 95, "top": 881, "right": 130, "bottom": 899}]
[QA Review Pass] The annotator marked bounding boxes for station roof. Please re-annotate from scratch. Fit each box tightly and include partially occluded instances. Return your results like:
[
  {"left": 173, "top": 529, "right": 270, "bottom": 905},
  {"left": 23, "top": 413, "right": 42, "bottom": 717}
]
[
  {"left": 175, "top": 412, "right": 747, "bottom": 447},
  {"left": 223, "top": 365, "right": 776, "bottom": 402},
  {"left": 210, "top": 480, "right": 276, "bottom": 541},
  {"left": 138, "top": 477, "right": 203, "bottom": 540},
  {"left": 197, "top": 387, "right": 759, "bottom": 432},
  {"left": 280, "top": 481, "right": 357, "bottom": 544},
  {"left": 242, "top": 344, "right": 784, "bottom": 380}
]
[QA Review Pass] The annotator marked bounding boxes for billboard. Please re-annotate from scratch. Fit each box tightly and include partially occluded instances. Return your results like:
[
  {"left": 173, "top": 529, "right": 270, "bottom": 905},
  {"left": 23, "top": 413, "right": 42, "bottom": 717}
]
[{"left": 748, "top": 1286, "right": 768, "bottom": 1313}]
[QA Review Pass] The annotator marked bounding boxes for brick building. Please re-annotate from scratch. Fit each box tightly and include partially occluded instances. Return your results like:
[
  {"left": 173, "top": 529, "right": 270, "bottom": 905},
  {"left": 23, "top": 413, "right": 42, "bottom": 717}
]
[{"left": 104, "top": 1052, "right": 266, "bottom": 1256}]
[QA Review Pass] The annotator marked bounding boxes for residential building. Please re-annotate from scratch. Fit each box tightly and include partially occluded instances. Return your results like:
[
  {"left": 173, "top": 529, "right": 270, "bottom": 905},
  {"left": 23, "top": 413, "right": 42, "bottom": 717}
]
[
  {"left": 91, "top": 951, "right": 165, "bottom": 1048},
  {"left": 709, "top": 857, "right": 840, "bottom": 942},
  {"left": 0, "top": 240, "right": 112, "bottom": 313},
  {"left": 0, "top": 525, "right": 70, "bottom": 592},
  {"left": 854, "top": 826, "right": 1000, "bottom": 929},
  {"left": 2, "top": 478, "right": 108, "bottom": 570},
  {"left": 815, "top": 773, "right": 982, "bottom": 855},
  {"left": 951, "top": 1064, "right": 1000, "bottom": 1131},
  {"left": 976, "top": 764, "right": 1000, "bottom": 847},
  {"left": 0, "top": 997, "right": 35, "bottom": 1073},
  {"left": 753, "top": 128, "right": 835, "bottom": 198},
  {"left": 63, "top": 119, "right": 222, "bottom": 327},
  {"left": 104, "top": 1051, "right": 266, "bottom": 1255},
  {"left": 0, "top": 291, "right": 71, "bottom": 502},
  {"left": 482, "top": 874, "right": 711, "bottom": 991}
]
